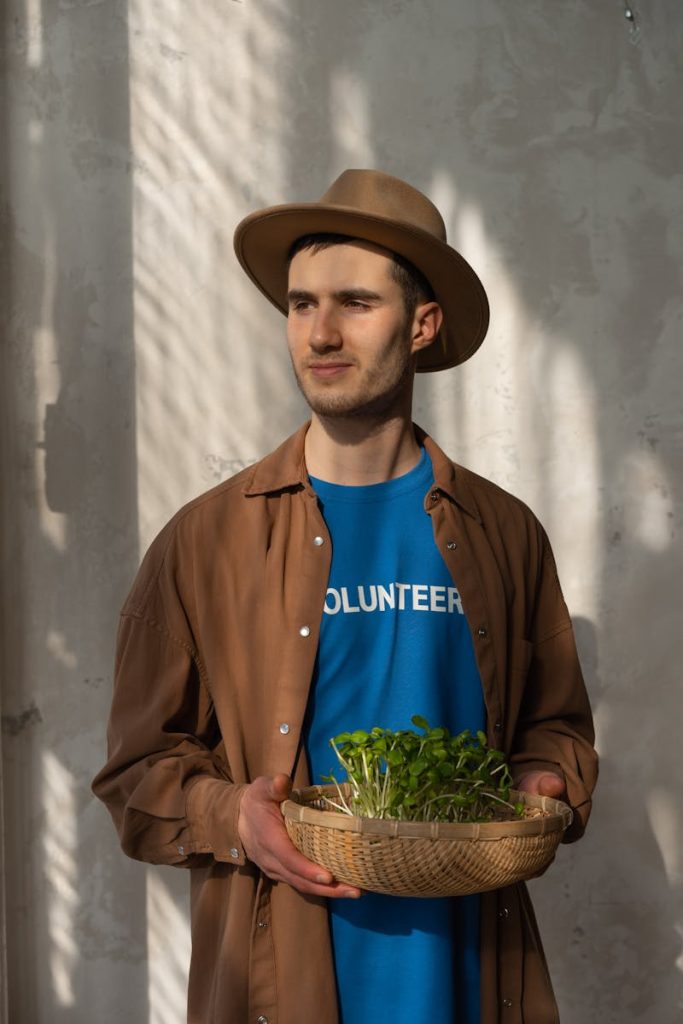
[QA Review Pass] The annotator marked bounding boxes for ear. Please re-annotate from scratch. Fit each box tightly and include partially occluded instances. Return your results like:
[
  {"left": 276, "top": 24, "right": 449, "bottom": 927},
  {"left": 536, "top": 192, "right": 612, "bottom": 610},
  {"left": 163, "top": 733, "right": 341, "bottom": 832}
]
[{"left": 410, "top": 301, "right": 443, "bottom": 356}]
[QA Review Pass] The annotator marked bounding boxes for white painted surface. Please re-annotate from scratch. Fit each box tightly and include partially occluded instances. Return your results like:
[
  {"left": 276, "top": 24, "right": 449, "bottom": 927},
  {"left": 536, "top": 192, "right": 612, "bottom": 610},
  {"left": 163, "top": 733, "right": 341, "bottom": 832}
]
[{"left": 2, "top": 1, "right": 682, "bottom": 1020}]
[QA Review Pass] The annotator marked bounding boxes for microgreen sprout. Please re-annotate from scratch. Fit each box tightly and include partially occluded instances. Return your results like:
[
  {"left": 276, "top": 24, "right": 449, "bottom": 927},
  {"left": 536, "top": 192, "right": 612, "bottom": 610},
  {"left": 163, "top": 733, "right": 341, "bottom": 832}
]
[{"left": 323, "top": 716, "right": 525, "bottom": 823}]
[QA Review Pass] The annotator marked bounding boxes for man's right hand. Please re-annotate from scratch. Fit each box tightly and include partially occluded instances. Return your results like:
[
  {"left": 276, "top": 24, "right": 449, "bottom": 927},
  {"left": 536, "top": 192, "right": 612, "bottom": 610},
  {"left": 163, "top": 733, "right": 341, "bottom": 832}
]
[{"left": 237, "top": 773, "right": 362, "bottom": 899}]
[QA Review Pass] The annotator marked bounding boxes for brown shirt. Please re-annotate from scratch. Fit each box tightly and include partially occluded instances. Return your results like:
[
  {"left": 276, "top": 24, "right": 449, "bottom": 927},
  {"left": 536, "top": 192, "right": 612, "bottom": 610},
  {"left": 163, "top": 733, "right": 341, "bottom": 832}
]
[{"left": 92, "top": 424, "right": 598, "bottom": 1024}]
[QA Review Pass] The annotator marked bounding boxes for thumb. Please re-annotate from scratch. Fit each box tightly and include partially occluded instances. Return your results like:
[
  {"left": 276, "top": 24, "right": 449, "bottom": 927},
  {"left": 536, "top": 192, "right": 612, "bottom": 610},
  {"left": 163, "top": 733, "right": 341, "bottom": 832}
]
[
  {"left": 269, "top": 773, "right": 293, "bottom": 802},
  {"left": 537, "top": 773, "right": 565, "bottom": 799}
]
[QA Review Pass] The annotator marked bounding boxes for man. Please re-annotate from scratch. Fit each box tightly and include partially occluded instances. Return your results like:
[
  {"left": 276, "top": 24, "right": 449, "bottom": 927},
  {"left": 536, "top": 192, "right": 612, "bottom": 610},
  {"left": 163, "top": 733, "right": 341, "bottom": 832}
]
[{"left": 93, "top": 169, "right": 598, "bottom": 1024}]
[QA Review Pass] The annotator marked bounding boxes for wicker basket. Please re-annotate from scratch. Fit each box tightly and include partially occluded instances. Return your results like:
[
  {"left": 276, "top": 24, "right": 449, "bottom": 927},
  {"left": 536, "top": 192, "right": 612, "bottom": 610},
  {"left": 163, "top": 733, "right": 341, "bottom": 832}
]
[{"left": 282, "top": 784, "right": 572, "bottom": 897}]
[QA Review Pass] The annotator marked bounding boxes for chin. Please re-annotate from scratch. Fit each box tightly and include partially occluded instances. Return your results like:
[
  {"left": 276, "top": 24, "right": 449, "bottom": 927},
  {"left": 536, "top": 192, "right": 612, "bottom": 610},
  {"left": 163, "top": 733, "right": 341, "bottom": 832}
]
[
  {"left": 305, "top": 387, "right": 404, "bottom": 420},
  {"left": 304, "top": 393, "right": 368, "bottom": 418},
  {"left": 294, "top": 360, "right": 412, "bottom": 419},
  {"left": 295, "top": 374, "right": 360, "bottom": 417}
]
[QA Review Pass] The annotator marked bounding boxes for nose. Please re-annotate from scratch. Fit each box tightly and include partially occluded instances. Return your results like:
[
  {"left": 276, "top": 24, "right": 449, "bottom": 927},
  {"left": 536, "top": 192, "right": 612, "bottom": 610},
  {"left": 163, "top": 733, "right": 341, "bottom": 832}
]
[{"left": 309, "top": 304, "right": 342, "bottom": 352}]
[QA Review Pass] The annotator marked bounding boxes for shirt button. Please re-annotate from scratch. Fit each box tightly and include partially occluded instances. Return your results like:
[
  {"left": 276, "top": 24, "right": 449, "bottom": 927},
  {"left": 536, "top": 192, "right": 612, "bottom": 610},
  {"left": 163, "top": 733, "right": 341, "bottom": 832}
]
[
  {"left": 279, "top": 723, "right": 290, "bottom": 735},
  {"left": 477, "top": 626, "right": 488, "bottom": 637},
  {"left": 257, "top": 1016, "right": 269, "bottom": 1024},
  {"left": 229, "top": 848, "right": 239, "bottom": 859},
  {"left": 446, "top": 541, "right": 457, "bottom": 550},
  {"left": 502, "top": 998, "right": 513, "bottom": 1008},
  {"left": 494, "top": 720, "right": 503, "bottom": 732},
  {"left": 499, "top": 906, "right": 509, "bottom": 919},
  {"left": 257, "top": 920, "right": 268, "bottom": 929},
  {"left": 177, "top": 845, "right": 184, "bottom": 855},
  {"left": 299, "top": 625, "right": 311, "bottom": 637},
  {"left": 313, "top": 535, "right": 324, "bottom": 546}
]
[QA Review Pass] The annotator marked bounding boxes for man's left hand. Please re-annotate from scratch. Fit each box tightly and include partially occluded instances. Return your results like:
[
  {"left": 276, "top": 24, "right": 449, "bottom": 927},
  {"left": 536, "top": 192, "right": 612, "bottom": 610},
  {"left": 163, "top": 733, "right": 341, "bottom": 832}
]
[{"left": 515, "top": 770, "right": 566, "bottom": 801}]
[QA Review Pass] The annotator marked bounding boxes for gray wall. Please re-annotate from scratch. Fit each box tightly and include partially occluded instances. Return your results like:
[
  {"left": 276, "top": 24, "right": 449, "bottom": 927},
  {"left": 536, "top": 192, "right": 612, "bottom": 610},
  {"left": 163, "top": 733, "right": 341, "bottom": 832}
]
[{"left": 2, "top": 1, "right": 681, "bottom": 1021}]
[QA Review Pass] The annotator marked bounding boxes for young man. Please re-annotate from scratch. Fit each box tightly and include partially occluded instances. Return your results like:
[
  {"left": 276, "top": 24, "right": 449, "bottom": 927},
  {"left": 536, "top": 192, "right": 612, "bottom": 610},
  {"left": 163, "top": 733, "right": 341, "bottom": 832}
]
[{"left": 93, "top": 170, "right": 598, "bottom": 1024}]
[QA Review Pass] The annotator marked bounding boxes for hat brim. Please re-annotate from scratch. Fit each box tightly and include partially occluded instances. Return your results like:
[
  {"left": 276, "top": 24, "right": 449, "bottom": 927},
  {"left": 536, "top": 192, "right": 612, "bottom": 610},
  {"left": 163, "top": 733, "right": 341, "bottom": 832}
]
[{"left": 234, "top": 203, "right": 489, "bottom": 372}]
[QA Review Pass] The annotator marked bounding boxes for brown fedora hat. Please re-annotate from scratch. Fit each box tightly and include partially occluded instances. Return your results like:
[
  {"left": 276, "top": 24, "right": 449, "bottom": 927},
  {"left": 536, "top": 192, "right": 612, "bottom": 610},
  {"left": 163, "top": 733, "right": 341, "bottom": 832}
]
[{"left": 233, "top": 168, "right": 489, "bottom": 372}]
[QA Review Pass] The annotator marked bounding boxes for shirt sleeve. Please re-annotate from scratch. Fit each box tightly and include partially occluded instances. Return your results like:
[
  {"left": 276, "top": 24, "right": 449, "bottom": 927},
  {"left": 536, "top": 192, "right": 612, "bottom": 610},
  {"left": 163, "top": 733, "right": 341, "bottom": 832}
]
[
  {"left": 508, "top": 530, "right": 599, "bottom": 843},
  {"left": 91, "top": 524, "right": 248, "bottom": 867}
]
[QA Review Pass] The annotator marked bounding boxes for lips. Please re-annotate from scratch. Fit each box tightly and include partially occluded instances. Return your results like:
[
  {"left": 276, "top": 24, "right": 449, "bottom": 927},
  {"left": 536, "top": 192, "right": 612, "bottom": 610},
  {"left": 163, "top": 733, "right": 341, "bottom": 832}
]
[{"left": 307, "top": 362, "right": 354, "bottom": 378}]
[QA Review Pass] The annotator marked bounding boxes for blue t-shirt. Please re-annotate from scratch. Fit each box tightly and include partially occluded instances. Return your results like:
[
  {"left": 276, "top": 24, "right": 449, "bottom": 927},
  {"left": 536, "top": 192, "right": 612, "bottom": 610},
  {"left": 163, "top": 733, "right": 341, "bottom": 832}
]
[{"left": 305, "top": 449, "right": 485, "bottom": 1024}]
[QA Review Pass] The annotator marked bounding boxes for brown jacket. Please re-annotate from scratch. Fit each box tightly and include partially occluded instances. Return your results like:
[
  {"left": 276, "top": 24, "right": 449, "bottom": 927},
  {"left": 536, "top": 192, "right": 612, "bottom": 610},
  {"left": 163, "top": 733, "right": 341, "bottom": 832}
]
[{"left": 92, "top": 424, "right": 598, "bottom": 1024}]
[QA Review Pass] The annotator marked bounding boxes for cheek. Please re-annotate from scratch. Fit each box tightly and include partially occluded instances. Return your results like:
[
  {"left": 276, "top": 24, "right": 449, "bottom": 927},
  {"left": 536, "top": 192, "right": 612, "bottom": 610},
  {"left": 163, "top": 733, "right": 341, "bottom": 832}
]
[{"left": 286, "top": 321, "right": 304, "bottom": 355}]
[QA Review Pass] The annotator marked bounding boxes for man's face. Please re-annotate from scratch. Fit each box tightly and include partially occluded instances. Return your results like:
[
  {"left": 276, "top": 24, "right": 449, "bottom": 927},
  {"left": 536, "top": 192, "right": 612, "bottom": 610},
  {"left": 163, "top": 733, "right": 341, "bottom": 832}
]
[{"left": 286, "top": 241, "right": 420, "bottom": 419}]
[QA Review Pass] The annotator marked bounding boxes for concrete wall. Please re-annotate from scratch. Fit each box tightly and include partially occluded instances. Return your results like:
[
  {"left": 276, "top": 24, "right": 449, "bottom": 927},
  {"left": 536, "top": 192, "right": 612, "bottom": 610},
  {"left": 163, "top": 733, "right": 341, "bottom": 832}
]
[{"left": 2, "top": 1, "right": 681, "bottom": 1020}]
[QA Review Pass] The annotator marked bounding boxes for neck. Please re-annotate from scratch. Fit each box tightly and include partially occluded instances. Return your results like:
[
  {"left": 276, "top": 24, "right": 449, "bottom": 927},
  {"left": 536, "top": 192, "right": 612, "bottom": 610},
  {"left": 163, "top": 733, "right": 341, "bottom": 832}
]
[{"left": 304, "top": 408, "right": 422, "bottom": 485}]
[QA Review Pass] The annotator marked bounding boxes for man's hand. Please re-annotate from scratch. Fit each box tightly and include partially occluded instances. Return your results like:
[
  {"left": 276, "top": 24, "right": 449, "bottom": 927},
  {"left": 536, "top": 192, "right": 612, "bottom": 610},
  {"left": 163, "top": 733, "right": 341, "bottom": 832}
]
[
  {"left": 514, "top": 770, "right": 568, "bottom": 879},
  {"left": 515, "top": 770, "right": 567, "bottom": 800},
  {"left": 237, "top": 773, "right": 362, "bottom": 899}
]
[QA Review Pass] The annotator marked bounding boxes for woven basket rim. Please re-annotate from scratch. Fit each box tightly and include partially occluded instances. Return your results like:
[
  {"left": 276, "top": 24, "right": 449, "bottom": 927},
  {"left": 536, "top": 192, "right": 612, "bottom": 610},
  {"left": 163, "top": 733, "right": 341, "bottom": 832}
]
[{"left": 282, "top": 784, "right": 573, "bottom": 841}]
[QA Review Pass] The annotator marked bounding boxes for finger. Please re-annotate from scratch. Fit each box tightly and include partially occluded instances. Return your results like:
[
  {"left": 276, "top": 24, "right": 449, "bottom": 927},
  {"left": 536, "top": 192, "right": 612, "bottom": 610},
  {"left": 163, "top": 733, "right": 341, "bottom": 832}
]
[
  {"left": 262, "top": 818, "right": 336, "bottom": 886},
  {"left": 538, "top": 774, "right": 566, "bottom": 798},
  {"left": 257, "top": 831, "right": 361, "bottom": 896},
  {"left": 255, "top": 815, "right": 361, "bottom": 897},
  {"left": 268, "top": 773, "right": 293, "bottom": 802},
  {"left": 516, "top": 770, "right": 564, "bottom": 797},
  {"left": 264, "top": 777, "right": 340, "bottom": 884},
  {"left": 242, "top": 794, "right": 337, "bottom": 886},
  {"left": 267, "top": 866, "right": 362, "bottom": 899},
  {"left": 242, "top": 776, "right": 361, "bottom": 896},
  {"left": 265, "top": 861, "right": 362, "bottom": 899},
  {"left": 513, "top": 773, "right": 538, "bottom": 795}
]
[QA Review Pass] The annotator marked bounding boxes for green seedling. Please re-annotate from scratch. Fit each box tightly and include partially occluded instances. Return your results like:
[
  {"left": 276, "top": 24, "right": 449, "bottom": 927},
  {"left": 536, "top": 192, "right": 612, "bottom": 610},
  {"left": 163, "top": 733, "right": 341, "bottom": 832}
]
[{"left": 323, "top": 715, "right": 525, "bottom": 823}]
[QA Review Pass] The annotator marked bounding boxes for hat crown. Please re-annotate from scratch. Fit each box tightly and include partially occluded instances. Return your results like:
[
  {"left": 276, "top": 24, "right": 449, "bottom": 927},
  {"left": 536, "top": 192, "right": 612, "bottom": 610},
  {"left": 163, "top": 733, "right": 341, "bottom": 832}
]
[
  {"left": 233, "top": 167, "right": 489, "bottom": 371},
  {"left": 320, "top": 169, "right": 447, "bottom": 244}
]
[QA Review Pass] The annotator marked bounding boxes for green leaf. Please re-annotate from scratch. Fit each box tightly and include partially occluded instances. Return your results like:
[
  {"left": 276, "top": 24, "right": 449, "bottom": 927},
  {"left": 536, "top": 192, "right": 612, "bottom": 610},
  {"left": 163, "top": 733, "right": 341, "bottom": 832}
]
[{"left": 326, "top": 721, "right": 519, "bottom": 824}]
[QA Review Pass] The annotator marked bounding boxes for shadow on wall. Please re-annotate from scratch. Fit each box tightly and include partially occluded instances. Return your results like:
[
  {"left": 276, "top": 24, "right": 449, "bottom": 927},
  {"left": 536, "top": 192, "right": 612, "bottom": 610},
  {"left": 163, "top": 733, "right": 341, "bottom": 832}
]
[
  {"left": 2, "top": 1, "right": 681, "bottom": 1022},
  {"left": 1, "top": 0, "right": 145, "bottom": 1020},
  {"left": 265, "top": 3, "right": 683, "bottom": 1021},
  {"left": 530, "top": 616, "right": 683, "bottom": 1020}
]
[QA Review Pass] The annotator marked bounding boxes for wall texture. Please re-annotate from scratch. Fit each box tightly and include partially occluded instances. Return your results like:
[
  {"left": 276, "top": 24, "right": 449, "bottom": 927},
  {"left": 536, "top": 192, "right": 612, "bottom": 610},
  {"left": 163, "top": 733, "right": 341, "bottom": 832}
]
[{"left": 2, "top": 1, "right": 682, "bottom": 1021}]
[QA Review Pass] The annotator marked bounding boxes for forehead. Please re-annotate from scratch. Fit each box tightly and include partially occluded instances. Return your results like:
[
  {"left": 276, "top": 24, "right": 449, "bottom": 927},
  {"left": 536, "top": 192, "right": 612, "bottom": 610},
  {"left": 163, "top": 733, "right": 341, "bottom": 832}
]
[{"left": 287, "top": 240, "right": 398, "bottom": 291}]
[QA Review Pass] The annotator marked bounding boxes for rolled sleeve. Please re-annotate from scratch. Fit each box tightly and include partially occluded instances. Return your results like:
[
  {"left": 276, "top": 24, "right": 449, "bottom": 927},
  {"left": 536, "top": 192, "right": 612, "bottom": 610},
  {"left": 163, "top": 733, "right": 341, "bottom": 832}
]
[
  {"left": 92, "top": 610, "right": 245, "bottom": 866},
  {"left": 184, "top": 776, "right": 249, "bottom": 865}
]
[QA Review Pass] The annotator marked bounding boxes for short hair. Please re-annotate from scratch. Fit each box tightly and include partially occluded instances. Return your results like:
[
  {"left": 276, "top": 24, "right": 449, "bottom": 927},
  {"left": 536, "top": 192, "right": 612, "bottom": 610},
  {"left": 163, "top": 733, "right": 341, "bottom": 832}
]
[{"left": 287, "top": 233, "right": 435, "bottom": 320}]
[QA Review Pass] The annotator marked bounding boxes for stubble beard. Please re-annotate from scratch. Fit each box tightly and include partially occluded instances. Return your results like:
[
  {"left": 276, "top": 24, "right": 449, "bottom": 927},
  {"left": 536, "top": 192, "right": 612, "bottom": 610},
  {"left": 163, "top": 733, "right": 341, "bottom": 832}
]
[{"left": 291, "top": 328, "right": 414, "bottom": 421}]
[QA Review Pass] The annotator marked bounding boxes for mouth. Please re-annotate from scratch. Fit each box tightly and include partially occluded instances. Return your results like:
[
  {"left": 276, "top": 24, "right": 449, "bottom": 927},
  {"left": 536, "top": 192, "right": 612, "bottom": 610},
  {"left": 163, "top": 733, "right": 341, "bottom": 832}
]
[{"left": 307, "top": 362, "right": 354, "bottom": 379}]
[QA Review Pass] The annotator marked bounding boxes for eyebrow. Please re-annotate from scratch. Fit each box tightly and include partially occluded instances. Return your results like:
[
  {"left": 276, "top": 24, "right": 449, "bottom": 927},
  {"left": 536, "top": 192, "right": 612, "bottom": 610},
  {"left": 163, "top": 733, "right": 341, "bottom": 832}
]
[{"left": 287, "top": 287, "right": 383, "bottom": 305}]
